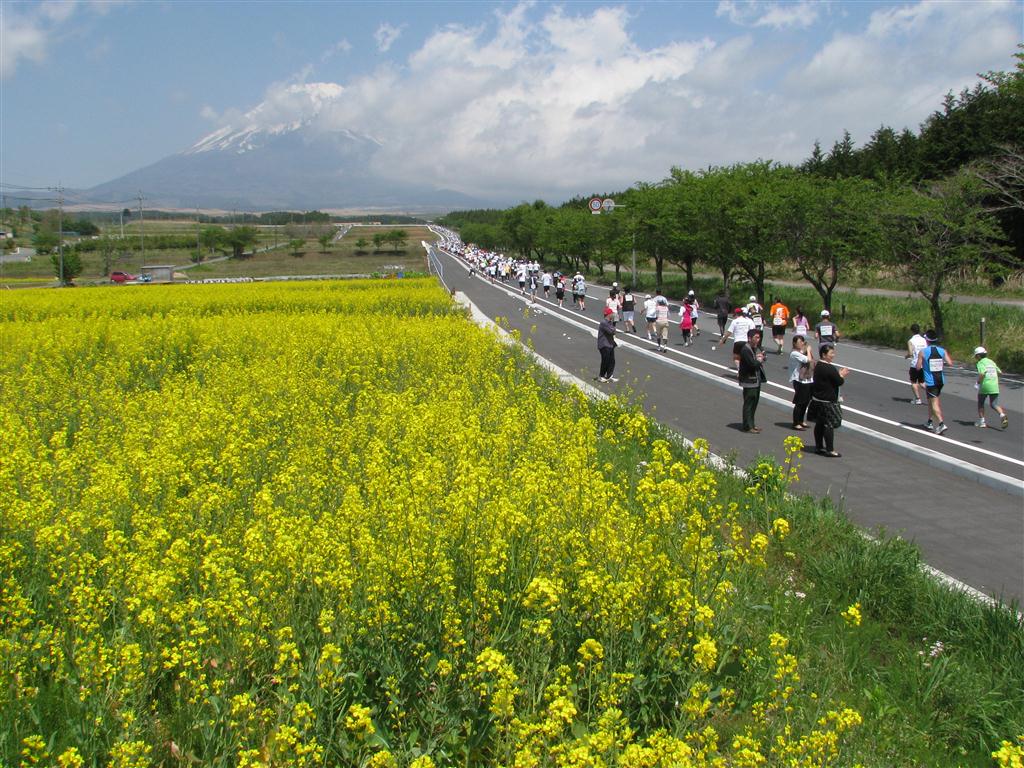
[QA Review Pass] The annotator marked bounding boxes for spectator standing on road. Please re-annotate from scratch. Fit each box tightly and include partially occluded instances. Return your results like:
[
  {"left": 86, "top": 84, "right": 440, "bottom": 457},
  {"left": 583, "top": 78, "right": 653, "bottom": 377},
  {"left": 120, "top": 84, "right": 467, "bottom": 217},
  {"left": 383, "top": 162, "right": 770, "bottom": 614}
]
[
  {"left": 974, "top": 346, "right": 1009, "bottom": 429},
  {"left": 905, "top": 323, "right": 928, "bottom": 405},
  {"left": 738, "top": 329, "right": 768, "bottom": 433},
  {"left": 792, "top": 307, "right": 810, "bottom": 338},
  {"left": 622, "top": 287, "right": 636, "bottom": 333},
  {"left": 769, "top": 298, "right": 790, "bottom": 354},
  {"left": 644, "top": 294, "right": 658, "bottom": 340},
  {"left": 597, "top": 307, "right": 618, "bottom": 382},
  {"left": 790, "top": 335, "right": 814, "bottom": 430},
  {"left": 815, "top": 310, "right": 839, "bottom": 344},
  {"left": 654, "top": 294, "right": 671, "bottom": 352},
  {"left": 713, "top": 290, "right": 732, "bottom": 337},
  {"left": 810, "top": 344, "right": 848, "bottom": 457},
  {"left": 915, "top": 329, "right": 952, "bottom": 435}
]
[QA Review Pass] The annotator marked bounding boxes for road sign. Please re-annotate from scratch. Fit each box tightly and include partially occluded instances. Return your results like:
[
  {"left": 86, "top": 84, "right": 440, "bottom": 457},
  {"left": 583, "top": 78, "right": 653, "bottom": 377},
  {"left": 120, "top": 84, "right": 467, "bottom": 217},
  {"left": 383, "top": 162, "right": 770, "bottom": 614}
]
[
  {"left": 589, "top": 197, "right": 603, "bottom": 215},
  {"left": 602, "top": 198, "right": 615, "bottom": 212}
]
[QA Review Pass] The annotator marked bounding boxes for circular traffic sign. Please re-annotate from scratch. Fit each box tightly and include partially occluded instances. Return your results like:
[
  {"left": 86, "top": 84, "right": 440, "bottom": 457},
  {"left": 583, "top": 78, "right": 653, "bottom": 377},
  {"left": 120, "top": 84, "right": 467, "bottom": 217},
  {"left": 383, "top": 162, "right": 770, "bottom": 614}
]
[
  {"left": 602, "top": 198, "right": 615, "bottom": 212},
  {"left": 589, "top": 197, "right": 603, "bottom": 213}
]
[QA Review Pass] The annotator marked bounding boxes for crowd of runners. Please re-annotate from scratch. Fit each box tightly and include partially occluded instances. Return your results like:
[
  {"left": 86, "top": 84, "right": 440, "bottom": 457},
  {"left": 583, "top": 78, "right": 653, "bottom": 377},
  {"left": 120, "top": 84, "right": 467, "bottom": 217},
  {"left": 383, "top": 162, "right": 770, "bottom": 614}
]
[{"left": 433, "top": 229, "right": 1010, "bottom": 455}]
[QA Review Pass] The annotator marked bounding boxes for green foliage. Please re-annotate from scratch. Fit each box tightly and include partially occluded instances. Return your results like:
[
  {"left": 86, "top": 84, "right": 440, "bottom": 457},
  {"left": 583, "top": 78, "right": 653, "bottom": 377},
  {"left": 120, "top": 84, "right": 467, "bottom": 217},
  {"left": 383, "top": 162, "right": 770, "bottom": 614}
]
[
  {"left": 32, "top": 230, "right": 59, "bottom": 254},
  {"left": 49, "top": 248, "right": 82, "bottom": 284},
  {"left": 222, "top": 226, "right": 259, "bottom": 259},
  {"left": 317, "top": 232, "right": 334, "bottom": 253},
  {"left": 289, "top": 238, "right": 305, "bottom": 257}
]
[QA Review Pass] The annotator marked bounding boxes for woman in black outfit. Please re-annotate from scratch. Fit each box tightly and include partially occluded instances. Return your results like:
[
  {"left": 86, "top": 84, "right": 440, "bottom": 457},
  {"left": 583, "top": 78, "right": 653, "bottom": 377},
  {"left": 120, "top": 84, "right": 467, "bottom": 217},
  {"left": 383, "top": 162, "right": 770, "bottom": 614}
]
[{"left": 810, "top": 344, "right": 850, "bottom": 457}]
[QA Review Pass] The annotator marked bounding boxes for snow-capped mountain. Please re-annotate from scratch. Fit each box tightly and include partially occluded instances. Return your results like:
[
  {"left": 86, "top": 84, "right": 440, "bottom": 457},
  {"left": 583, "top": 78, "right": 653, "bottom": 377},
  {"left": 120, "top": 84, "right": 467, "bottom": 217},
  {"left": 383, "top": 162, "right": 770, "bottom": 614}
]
[{"left": 84, "top": 83, "right": 483, "bottom": 212}]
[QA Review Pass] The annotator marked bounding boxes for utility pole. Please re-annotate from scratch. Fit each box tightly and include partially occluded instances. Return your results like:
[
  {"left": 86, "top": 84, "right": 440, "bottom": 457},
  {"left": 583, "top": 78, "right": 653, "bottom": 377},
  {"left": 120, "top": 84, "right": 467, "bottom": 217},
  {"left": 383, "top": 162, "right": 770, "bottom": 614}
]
[
  {"left": 196, "top": 206, "right": 201, "bottom": 262},
  {"left": 137, "top": 191, "right": 145, "bottom": 268}
]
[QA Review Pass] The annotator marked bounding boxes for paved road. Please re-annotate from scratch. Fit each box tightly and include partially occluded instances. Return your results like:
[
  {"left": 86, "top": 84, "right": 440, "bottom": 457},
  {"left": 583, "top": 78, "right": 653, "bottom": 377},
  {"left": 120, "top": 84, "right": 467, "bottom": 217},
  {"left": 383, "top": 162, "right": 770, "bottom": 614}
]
[{"left": 429, "top": 245, "right": 1024, "bottom": 606}]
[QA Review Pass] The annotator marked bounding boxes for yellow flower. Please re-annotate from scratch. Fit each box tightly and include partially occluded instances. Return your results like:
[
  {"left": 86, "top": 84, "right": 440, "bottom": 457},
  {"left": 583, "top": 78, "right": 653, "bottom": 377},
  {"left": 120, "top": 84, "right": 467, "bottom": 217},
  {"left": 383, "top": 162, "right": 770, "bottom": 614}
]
[
  {"left": 841, "top": 602, "right": 862, "bottom": 627},
  {"left": 771, "top": 517, "right": 790, "bottom": 539},
  {"left": 344, "top": 703, "right": 375, "bottom": 739}
]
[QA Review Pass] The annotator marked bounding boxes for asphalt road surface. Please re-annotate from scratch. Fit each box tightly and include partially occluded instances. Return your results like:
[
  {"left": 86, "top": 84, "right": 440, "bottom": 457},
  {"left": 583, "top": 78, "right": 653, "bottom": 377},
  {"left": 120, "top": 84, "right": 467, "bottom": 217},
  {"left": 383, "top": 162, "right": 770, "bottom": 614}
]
[{"left": 428, "top": 244, "right": 1024, "bottom": 606}]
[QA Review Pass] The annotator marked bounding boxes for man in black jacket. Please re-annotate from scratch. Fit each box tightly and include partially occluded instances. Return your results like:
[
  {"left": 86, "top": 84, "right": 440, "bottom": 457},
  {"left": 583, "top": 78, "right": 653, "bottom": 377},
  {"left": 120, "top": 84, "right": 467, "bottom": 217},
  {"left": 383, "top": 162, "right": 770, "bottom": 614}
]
[{"left": 738, "top": 329, "right": 767, "bottom": 433}]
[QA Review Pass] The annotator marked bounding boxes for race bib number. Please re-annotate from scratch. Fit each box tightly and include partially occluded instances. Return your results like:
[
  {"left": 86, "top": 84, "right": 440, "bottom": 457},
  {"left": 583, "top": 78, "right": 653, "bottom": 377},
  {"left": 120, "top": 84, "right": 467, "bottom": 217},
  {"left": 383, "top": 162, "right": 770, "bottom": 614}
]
[
  {"left": 820, "top": 324, "right": 833, "bottom": 336},
  {"left": 983, "top": 365, "right": 997, "bottom": 379},
  {"left": 929, "top": 358, "right": 944, "bottom": 373}
]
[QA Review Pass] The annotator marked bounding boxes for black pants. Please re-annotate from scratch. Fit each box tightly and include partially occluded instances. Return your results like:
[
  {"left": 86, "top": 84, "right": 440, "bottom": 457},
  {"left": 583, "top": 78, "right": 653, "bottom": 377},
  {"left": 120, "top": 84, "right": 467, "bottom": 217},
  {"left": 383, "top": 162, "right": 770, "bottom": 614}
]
[
  {"left": 599, "top": 347, "right": 616, "bottom": 379},
  {"left": 717, "top": 316, "right": 727, "bottom": 335},
  {"left": 792, "top": 381, "right": 812, "bottom": 425},
  {"left": 814, "top": 421, "right": 834, "bottom": 452},
  {"left": 742, "top": 385, "right": 760, "bottom": 430}
]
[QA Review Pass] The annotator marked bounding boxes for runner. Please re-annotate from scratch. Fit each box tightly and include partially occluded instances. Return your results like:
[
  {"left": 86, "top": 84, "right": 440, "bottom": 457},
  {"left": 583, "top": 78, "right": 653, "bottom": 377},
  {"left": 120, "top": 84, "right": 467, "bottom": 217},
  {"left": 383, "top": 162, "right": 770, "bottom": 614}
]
[
  {"left": 745, "top": 295, "right": 764, "bottom": 331},
  {"left": 654, "top": 294, "right": 671, "bottom": 352},
  {"left": 915, "top": 329, "right": 952, "bottom": 435},
  {"left": 738, "top": 328, "right": 767, "bottom": 433},
  {"left": 905, "top": 323, "right": 928, "bottom": 405},
  {"left": 721, "top": 308, "right": 755, "bottom": 371},
  {"left": 789, "top": 334, "right": 814, "bottom": 430},
  {"left": 605, "top": 287, "right": 621, "bottom": 324},
  {"left": 687, "top": 290, "right": 701, "bottom": 336},
  {"left": 572, "top": 272, "right": 587, "bottom": 311},
  {"left": 792, "top": 307, "right": 811, "bottom": 338},
  {"left": 643, "top": 294, "right": 657, "bottom": 340},
  {"left": 555, "top": 274, "right": 566, "bottom": 308},
  {"left": 542, "top": 270, "right": 552, "bottom": 298},
  {"left": 712, "top": 289, "right": 731, "bottom": 337},
  {"left": 769, "top": 297, "right": 790, "bottom": 354},
  {"left": 517, "top": 264, "right": 527, "bottom": 294},
  {"left": 814, "top": 310, "right": 839, "bottom": 344},
  {"left": 679, "top": 298, "right": 694, "bottom": 346},
  {"left": 622, "top": 287, "right": 636, "bottom": 333},
  {"left": 974, "top": 346, "right": 1009, "bottom": 429},
  {"left": 810, "top": 343, "right": 849, "bottom": 457}
]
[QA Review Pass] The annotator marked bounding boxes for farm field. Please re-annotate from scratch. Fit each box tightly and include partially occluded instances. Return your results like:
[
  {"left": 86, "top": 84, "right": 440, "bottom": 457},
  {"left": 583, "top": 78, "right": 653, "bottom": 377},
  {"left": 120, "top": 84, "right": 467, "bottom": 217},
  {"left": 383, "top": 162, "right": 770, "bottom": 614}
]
[
  {"left": 1, "top": 223, "right": 435, "bottom": 285},
  {"left": 1, "top": 279, "right": 1022, "bottom": 767}
]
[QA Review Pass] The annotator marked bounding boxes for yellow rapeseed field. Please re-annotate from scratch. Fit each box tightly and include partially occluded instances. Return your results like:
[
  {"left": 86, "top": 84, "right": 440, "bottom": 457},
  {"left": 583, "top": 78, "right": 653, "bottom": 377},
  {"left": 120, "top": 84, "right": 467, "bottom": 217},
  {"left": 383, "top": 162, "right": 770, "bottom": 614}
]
[{"left": 1, "top": 279, "right": 862, "bottom": 767}]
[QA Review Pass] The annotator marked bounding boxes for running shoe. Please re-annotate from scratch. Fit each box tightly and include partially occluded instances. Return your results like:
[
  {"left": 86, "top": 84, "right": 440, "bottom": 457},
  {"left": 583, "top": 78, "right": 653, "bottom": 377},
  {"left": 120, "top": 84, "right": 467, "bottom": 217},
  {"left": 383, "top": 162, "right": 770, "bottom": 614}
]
[
  {"left": 975, "top": 419, "right": 987, "bottom": 428},
  {"left": 936, "top": 423, "right": 948, "bottom": 435},
  {"left": 924, "top": 421, "right": 934, "bottom": 431},
  {"left": 597, "top": 377, "right": 609, "bottom": 383},
  {"left": 609, "top": 377, "right": 619, "bottom": 383},
  {"left": 1001, "top": 414, "right": 1009, "bottom": 429},
  {"left": 912, "top": 398, "right": 923, "bottom": 405}
]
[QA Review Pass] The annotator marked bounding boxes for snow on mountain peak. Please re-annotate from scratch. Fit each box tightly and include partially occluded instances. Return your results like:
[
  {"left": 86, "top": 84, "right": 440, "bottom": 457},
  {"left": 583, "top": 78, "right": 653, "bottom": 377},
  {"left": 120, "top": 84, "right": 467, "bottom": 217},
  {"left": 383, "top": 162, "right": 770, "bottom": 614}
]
[{"left": 186, "top": 82, "right": 346, "bottom": 155}]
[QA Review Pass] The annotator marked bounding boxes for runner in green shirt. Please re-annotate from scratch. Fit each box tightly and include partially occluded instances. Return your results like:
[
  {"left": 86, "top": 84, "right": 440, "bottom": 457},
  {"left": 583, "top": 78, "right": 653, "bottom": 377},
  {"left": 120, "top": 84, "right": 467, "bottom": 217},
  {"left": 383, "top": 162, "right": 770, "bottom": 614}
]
[{"left": 974, "top": 346, "right": 1009, "bottom": 429}]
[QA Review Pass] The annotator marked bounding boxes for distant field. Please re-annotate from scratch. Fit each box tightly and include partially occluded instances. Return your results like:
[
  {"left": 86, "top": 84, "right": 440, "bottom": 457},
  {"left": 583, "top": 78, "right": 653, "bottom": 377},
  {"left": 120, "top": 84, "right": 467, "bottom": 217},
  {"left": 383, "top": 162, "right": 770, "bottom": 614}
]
[{"left": 3, "top": 223, "right": 437, "bottom": 284}]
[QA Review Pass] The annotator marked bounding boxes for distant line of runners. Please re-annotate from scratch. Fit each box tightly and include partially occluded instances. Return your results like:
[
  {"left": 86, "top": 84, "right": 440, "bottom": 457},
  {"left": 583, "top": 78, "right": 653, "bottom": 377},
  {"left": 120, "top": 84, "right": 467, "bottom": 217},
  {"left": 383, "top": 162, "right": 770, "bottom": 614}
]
[{"left": 433, "top": 228, "right": 1010, "bottom": 451}]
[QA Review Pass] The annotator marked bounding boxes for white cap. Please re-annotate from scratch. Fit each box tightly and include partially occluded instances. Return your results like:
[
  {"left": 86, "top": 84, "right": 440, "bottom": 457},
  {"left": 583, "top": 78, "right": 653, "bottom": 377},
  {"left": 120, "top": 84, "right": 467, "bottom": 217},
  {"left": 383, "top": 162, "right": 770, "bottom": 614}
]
[
  {"left": 974, "top": 346, "right": 987, "bottom": 356},
  {"left": 749, "top": 295, "right": 756, "bottom": 302},
  {"left": 821, "top": 309, "right": 830, "bottom": 316},
  {"left": 688, "top": 290, "right": 695, "bottom": 296}
]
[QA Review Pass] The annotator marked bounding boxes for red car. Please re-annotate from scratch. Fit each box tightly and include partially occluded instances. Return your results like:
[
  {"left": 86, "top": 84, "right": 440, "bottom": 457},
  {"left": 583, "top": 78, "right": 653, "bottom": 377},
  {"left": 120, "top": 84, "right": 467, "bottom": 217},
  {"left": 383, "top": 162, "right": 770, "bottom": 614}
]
[{"left": 110, "top": 271, "right": 135, "bottom": 283}]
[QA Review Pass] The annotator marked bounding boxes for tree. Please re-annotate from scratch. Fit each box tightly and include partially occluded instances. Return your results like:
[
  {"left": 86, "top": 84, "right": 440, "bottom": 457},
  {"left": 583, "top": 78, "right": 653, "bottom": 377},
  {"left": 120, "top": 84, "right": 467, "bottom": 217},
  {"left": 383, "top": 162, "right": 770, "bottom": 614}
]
[
  {"left": 97, "top": 236, "right": 118, "bottom": 276},
  {"left": 776, "top": 172, "right": 882, "bottom": 311},
  {"left": 289, "top": 239, "right": 305, "bottom": 257},
  {"left": 200, "top": 226, "right": 226, "bottom": 255},
  {"left": 372, "top": 232, "right": 385, "bottom": 251},
  {"left": 32, "top": 230, "right": 59, "bottom": 254},
  {"left": 318, "top": 232, "right": 334, "bottom": 253},
  {"left": 354, "top": 237, "right": 369, "bottom": 253},
  {"left": 223, "top": 226, "right": 258, "bottom": 258},
  {"left": 882, "top": 172, "right": 1009, "bottom": 339},
  {"left": 385, "top": 229, "right": 408, "bottom": 251},
  {"left": 50, "top": 248, "right": 82, "bottom": 285}
]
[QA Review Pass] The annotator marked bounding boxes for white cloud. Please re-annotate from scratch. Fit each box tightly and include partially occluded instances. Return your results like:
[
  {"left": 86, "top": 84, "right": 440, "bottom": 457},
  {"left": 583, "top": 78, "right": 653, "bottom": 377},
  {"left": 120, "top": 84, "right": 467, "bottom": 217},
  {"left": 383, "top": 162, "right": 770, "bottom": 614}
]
[
  {"left": 717, "top": 1, "right": 822, "bottom": 30},
  {"left": 1, "top": 11, "right": 50, "bottom": 78},
  {"left": 203, "top": 1, "right": 1020, "bottom": 202},
  {"left": 1, "top": 0, "right": 129, "bottom": 78},
  {"left": 321, "top": 37, "right": 352, "bottom": 63},
  {"left": 374, "top": 22, "right": 403, "bottom": 52}
]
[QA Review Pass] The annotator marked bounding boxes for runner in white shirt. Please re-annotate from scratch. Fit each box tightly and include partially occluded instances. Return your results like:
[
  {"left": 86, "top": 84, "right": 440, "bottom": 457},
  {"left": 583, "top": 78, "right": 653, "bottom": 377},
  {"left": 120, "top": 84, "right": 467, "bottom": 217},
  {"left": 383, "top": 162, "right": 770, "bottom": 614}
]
[
  {"left": 643, "top": 294, "right": 657, "bottom": 339},
  {"left": 722, "top": 308, "right": 755, "bottom": 370},
  {"left": 905, "top": 323, "right": 928, "bottom": 405}
]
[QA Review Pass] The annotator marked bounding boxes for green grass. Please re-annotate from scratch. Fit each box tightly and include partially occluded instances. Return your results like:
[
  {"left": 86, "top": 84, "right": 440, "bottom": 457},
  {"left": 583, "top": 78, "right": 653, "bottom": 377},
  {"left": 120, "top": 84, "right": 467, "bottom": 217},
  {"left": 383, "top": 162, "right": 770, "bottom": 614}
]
[{"left": 622, "top": 421, "right": 1024, "bottom": 766}]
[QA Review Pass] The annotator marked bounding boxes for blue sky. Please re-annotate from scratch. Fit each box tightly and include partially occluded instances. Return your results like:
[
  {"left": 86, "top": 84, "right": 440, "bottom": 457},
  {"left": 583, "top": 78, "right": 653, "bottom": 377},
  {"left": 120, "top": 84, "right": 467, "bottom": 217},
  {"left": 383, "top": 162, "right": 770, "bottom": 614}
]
[{"left": 1, "top": 0, "right": 1021, "bottom": 204}]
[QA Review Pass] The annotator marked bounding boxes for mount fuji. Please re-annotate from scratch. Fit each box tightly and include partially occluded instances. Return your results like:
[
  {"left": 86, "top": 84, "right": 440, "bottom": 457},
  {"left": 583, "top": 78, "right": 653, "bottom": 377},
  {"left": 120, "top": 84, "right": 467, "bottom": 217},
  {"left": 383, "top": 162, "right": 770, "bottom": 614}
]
[{"left": 84, "top": 83, "right": 484, "bottom": 212}]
